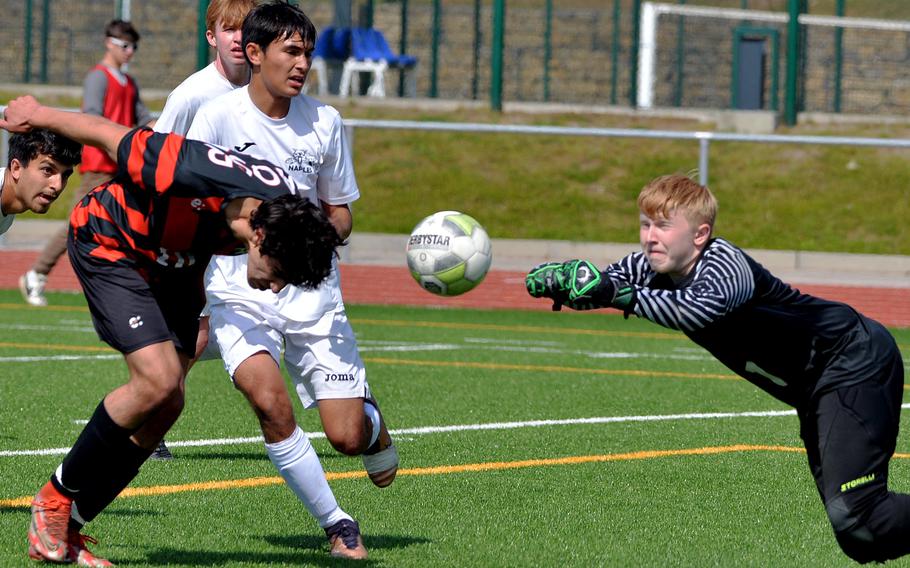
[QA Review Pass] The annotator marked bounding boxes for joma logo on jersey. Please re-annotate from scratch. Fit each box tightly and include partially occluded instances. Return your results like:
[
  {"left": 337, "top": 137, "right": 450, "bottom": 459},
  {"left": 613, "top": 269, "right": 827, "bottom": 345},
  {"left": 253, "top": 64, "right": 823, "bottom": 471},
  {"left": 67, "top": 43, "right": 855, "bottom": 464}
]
[
  {"left": 205, "top": 145, "right": 293, "bottom": 188},
  {"left": 286, "top": 149, "right": 320, "bottom": 173},
  {"left": 409, "top": 234, "right": 450, "bottom": 248},
  {"left": 324, "top": 373, "right": 356, "bottom": 382}
]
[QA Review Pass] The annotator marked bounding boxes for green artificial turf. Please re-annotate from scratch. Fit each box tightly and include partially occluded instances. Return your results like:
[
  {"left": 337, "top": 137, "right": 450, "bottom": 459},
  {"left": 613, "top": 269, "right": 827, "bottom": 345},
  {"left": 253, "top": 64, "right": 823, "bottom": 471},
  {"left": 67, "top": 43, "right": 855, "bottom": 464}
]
[{"left": 2, "top": 291, "right": 908, "bottom": 566}]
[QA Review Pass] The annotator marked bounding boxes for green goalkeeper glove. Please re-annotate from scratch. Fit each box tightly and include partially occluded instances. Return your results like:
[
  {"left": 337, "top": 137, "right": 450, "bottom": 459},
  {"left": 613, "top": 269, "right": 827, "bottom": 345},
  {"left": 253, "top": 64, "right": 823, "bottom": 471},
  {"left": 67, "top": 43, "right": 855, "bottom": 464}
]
[
  {"left": 525, "top": 262, "right": 570, "bottom": 309},
  {"left": 526, "top": 259, "right": 635, "bottom": 312}
]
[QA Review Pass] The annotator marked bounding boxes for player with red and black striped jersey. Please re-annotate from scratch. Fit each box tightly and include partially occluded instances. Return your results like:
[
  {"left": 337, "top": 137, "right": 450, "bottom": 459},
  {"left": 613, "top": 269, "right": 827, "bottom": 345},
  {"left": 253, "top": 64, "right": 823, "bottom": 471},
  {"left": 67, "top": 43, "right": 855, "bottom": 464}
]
[
  {"left": 66, "top": 126, "right": 322, "bottom": 356},
  {"left": 526, "top": 174, "right": 910, "bottom": 564},
  {"left": 1, "top": 95, "right": 344, "bottom": 566},
  {"left": 69, "top": 127, "right": 292, "bottom": 272}
]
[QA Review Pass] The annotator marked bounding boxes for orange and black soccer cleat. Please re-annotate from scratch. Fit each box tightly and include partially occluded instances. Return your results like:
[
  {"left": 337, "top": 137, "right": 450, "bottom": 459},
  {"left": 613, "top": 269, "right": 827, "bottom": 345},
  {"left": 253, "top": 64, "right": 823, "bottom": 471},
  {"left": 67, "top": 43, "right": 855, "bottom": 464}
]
[
  {"left": 27, "top": 482, "right": 72, "bottom": 563},
  {"left": 66, "top": 528, "right": 114, "bottom": 567}
]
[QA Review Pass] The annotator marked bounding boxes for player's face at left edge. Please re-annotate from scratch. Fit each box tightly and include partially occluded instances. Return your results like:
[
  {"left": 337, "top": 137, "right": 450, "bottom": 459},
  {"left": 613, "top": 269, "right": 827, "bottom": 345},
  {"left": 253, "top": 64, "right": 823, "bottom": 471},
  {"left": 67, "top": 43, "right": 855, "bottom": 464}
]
[
  {"left": 9, "top": 154, "right": 73, "bottom": 214},
  {"left": 250, "top": 32, "right": 314, "bottom": 98},
  {"left": 247, "top": 227, "right": 288, "bottom": 293}
]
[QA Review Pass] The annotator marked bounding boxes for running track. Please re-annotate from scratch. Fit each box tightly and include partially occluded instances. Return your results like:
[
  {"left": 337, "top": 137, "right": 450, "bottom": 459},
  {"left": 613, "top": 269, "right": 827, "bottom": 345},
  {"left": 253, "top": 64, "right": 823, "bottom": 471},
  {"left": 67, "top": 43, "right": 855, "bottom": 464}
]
[{"left": 2, "top": 250, "right": 910, "bottom": 328}]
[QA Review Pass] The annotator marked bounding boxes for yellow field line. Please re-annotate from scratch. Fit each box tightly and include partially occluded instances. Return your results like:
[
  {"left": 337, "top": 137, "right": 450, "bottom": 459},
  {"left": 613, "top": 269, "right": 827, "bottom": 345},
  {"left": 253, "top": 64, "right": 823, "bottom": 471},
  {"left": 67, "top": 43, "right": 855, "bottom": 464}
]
[
  {"left": 354, "top": 318, "right": 684, "bottom": 340},
  {"left": 0, "top": 344, "right": 906, "bottom": 389},
  {"left": 0, "top": 304, "right": 906, "bottom": 350},
  {"left": 362, "top": 356, "right": 737, "bottom": 380},
  {"left": 0, "top": 342, "right": 732, "bottom": 380},
  {"left": 0, "top": 306, "right": 679, "bottom": 339},
  {"left": 5, "top": 445, "right": 908, "bottom": 509}
]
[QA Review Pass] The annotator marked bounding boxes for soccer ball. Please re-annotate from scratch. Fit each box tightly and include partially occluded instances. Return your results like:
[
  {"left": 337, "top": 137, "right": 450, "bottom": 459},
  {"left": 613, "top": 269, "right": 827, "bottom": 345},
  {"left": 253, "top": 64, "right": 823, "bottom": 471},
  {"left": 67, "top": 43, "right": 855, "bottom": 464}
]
[{"left": 406, "top": 211, "right": 493, "bottom": 296}]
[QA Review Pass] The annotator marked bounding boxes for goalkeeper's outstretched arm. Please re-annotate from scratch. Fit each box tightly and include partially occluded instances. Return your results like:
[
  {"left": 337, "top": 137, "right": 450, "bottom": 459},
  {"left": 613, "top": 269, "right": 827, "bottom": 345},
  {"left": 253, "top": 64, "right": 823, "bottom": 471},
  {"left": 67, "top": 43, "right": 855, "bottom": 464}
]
[{"left": 526, "top": 260, "right": 635, "bottom": 313}]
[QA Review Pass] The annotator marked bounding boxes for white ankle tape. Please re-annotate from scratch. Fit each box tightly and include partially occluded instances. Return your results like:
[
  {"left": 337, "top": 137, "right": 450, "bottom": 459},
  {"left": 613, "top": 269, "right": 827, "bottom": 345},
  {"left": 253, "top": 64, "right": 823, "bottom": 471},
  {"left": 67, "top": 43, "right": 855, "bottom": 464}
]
[{"left": 362, "top": 444, "right": 399, "bottom": 474}]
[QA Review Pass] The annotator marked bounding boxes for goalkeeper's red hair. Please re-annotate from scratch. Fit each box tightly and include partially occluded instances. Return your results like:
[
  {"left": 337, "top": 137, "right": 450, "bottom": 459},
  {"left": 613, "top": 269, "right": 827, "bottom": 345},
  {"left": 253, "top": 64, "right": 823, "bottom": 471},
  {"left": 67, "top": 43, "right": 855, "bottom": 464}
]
[{"left": 638, "top": 174, "right": 718, "bottom": 238}]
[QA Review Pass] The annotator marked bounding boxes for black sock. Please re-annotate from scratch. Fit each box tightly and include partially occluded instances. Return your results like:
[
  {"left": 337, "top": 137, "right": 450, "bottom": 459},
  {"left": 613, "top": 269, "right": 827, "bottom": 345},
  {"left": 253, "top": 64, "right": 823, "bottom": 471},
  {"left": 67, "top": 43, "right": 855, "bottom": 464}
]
[
  {"left": 51, "top": 400, "right": 136, "bottom": 499},
  {"left": 73, "top": 437, "right": 153, "bottom": 524}
]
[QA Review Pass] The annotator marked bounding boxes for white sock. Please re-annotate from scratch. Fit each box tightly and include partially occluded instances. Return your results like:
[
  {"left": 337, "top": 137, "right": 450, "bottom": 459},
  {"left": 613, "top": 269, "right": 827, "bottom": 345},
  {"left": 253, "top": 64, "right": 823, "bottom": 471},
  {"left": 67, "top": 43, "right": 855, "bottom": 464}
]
[
  {"left": 265, "top": 426, "right": 351, "bottom": 528},
  {"left": 364, "top": 400, "right": 381, "bottom": 449},
  {"left": 54, "top": 463, "right": 78, "bottom": 494}
]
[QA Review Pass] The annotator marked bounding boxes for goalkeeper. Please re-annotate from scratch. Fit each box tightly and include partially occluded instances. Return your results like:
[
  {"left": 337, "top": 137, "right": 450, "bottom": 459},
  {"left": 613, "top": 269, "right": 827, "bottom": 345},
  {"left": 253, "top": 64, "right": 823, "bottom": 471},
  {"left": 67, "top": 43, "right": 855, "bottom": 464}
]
[{"left": 526, "top": 173, "right": 910, "bottom": 564}]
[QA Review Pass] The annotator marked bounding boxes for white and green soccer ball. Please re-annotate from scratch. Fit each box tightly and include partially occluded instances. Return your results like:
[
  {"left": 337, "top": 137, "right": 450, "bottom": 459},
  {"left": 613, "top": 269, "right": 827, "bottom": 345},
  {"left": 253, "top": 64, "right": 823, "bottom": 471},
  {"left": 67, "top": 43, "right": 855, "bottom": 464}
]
[{"left": 406, "top": 211, "right": 493, "bottom": 296}]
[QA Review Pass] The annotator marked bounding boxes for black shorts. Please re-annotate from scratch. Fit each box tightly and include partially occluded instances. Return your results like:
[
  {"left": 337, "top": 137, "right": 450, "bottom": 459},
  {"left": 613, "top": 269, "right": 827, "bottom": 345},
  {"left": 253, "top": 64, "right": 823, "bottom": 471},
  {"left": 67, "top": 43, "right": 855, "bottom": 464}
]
[
  {"left": 68, "top": 239, "right": 206, "bottom": 356},
  {"left": 799, "top": 324, "right": 905, "bottom": 512}
]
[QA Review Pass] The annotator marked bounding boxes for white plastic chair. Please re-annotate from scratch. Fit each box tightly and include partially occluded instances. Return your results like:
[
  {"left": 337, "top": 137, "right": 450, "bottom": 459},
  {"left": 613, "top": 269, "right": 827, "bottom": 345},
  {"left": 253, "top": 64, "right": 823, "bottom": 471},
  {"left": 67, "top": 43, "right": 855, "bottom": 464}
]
[{"left": 339, "top": 28, "right": 389, "bottom": 97}]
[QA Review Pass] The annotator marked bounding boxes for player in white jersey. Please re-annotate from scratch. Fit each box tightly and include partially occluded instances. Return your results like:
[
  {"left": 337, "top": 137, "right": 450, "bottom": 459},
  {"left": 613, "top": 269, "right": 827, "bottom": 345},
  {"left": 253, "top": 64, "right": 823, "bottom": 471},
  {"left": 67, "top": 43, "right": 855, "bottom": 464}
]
[
  {"left": 0, "top": 130, "right": 80, "bottom": 237},
  {"left": 187, "top": 3, "right": 399, "bottom": 560},
  {"left": 149, "top": 0, "right": 257, "bottom": 462},
  {"left": 154, "top": 0, "right": 253, "bottom": 135}
]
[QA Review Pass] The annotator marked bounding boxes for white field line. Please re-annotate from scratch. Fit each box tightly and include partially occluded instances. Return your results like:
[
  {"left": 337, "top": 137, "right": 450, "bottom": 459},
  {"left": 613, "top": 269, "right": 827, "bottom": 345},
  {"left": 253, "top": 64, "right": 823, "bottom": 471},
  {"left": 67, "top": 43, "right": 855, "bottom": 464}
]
[
  {"left": 4, "top": 336, "right": 908, "bottom": 457},
  {"left": 358, "top": 339, "right": 717, "bottom": 362},
  {"left": 0, "top": 337, "right": 711, "bottom": 361},
  {"left": 0, "top": 406, "right": 872, "bottom": 459},
  {"left": 1, "top": 338, "right": 706, "bottom": 364},
  {"left": 0, "top": 354, "right": 121, "bottom": 363},
  {"left": 359, "top": 343, "right": 461, "bottom": 352},
  {"left": 4, "top": 401, "right": 910, "bottom": 458},
  {"left": 0, "top": 323, "right": 96, "bottom": 333}
]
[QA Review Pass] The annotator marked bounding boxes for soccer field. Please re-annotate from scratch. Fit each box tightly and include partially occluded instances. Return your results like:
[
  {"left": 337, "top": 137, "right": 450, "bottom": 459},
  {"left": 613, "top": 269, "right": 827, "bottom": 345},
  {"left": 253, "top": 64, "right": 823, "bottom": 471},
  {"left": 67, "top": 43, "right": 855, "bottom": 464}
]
[{"left": 2, "top": 290, "right": 910, "bottom": 567}]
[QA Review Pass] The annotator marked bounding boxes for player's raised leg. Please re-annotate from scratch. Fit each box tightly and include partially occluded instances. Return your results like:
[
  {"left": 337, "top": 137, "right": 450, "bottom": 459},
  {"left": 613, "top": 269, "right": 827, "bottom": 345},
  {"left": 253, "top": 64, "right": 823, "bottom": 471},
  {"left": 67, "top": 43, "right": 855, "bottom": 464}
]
[
  {"left": 284, "top": 309, "right": 399, "bottom": 488},
  {"left": 226, "top": 332, "right": 368, "bottom": 560},
  {"left": 317, "top": 397, "right": 399, "bottom": 488}
]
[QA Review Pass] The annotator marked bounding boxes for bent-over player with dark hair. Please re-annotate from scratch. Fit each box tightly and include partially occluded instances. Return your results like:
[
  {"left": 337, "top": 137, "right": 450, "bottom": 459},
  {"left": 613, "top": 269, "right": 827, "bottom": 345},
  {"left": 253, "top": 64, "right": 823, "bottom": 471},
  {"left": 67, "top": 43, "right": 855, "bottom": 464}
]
[
  {"left": 0, "top": 95, "right": 343, "bottom": 566},
  {"left": 526, "top": 173, "right": 910, "bottom": 564}
]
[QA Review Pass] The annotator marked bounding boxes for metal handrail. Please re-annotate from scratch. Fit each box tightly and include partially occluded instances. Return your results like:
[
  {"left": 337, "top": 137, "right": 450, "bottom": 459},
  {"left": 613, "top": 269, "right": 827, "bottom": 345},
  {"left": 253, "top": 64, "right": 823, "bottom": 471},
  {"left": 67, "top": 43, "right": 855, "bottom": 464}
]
[
  {"left": 2, "top": 106, "right": 910, "bottom": 187},
  {"left": 341, "top": 118, "right": 910, "bottom": 186}
]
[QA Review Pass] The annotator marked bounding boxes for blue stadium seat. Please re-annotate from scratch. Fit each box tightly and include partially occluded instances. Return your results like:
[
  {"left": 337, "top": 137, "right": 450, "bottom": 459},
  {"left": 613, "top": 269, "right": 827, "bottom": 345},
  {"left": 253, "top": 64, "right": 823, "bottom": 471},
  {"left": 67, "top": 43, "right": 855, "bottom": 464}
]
[
  {"left": 339, "top": 28, "right": 417, "bottom": 98},
  {"left": 329, "top": 28, "right": 353, "bottom": 61},
  {"left": 367, "top": 28, "right": 417, "bottom": 69}
]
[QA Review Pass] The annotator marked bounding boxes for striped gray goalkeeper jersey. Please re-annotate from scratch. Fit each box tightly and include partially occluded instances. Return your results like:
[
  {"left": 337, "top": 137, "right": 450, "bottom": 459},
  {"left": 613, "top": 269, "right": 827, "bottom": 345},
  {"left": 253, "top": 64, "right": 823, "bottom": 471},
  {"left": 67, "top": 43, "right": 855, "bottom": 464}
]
[{"left": 605, "top": 237, "right": 893, "bottom": 407}]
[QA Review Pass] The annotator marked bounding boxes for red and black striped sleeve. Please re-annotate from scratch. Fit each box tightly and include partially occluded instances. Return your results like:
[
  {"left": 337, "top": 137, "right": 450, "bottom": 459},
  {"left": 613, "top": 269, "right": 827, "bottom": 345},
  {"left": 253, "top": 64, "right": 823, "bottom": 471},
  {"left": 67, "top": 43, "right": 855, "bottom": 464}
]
[
  {"left": 116, "top": 127, "right": 184, "bottom": 195},
  {"left": 171, "top": 138, "right": 298, "bottom": 204},
  {"left": 116, "top": 128, "right": 298, "bottom": 203}
]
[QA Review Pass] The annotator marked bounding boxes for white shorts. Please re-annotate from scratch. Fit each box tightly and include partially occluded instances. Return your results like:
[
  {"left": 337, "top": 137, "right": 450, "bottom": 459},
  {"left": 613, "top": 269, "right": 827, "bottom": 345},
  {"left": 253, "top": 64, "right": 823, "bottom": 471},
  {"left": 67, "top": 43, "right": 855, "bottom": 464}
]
[{"left": 208, "top": 301, "right": 370, "bottom": 409}]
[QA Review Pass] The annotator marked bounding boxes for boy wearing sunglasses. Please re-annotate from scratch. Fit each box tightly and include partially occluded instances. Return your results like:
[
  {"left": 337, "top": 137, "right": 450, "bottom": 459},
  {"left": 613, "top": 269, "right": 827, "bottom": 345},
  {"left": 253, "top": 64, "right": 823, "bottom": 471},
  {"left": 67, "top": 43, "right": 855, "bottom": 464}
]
[{"left": 20, "top": 19, "right": 153, "bottom": 309}]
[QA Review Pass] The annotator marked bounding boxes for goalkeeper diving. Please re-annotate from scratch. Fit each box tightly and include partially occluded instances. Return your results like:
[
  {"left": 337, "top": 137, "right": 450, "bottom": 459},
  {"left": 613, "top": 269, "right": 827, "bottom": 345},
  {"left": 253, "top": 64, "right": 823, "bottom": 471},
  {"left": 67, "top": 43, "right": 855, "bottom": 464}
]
[{"left": 526, "top": 173, "right": 910, "bottom": 564}]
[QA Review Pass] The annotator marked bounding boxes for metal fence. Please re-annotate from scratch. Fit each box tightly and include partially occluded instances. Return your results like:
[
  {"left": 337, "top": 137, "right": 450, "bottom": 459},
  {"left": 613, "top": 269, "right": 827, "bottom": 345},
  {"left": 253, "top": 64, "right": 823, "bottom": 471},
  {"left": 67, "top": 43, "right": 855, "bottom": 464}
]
[
  {"left": 3, "top": 111, "right": 910, "bottom": 188},
  {"left": 339, "top": 118, "right": 910, "bottom": 187},
  {"left": 5, "top": 1, "right": 910, "bottom": 117}
]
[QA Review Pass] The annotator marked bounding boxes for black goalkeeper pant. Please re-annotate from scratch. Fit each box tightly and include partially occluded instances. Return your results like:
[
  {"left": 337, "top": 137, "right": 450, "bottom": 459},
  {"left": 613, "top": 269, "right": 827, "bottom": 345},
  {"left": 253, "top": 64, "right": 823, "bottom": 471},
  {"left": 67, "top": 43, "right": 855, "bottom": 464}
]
[{"left": 799, "top": 331, "right": 910, "bottom": 564}]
